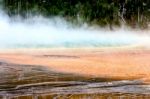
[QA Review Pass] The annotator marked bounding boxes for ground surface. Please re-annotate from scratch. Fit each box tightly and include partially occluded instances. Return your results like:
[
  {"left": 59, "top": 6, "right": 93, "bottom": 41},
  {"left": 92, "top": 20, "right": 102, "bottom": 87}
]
[
  {"left": 1, "top": 47, "right": 150, "bottom": 98},
  {"left": 0, "top": 47, "right": 150, "bottom": 82}
]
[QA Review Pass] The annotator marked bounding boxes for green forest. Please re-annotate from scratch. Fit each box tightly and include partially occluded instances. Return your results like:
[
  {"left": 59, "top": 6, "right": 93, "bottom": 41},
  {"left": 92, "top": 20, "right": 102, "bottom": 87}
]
[{"left": 3, "top": 0, "right": 150, "bottom": 29}]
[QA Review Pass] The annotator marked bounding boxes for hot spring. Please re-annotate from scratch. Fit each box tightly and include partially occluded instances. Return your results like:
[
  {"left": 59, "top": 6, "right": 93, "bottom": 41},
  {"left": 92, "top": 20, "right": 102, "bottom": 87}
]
[
  {"left": 0, "top": 2, "right": 150, "bottom": 98},
  {"left": 0, "top": 10, "right": 149, "bottom": 49}
]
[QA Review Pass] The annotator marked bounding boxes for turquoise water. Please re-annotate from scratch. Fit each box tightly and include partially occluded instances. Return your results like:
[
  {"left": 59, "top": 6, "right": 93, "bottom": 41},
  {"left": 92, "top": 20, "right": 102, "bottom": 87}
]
[{"left": 0, "top": 12, "right": 148, "bottom": 49}]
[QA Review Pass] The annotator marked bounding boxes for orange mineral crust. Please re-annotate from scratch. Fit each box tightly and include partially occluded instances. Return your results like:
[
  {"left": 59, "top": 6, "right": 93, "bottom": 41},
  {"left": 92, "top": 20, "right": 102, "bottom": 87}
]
[{"left": 0, "top": 48, "right": 150, "bottom": 83}]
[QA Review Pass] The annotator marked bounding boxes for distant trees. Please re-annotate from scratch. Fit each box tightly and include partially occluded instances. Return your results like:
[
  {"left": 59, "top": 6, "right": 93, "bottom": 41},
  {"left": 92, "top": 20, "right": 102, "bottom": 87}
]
[
  {"left": 3, "top": 0, "right": 150, "bottom": 29},
  {"left": 120, "top": 0, "right": 150, "bottom": 28}
]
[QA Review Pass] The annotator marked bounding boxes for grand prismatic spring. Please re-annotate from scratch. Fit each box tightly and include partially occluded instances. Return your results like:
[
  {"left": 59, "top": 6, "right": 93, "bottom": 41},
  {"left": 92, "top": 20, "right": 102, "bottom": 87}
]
[{"left": 0, "top": 0, "right": 150, "bottom": 99}]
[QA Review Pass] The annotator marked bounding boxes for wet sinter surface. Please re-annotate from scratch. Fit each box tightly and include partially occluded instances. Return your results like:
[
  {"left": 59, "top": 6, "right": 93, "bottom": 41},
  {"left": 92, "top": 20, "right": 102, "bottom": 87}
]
[{"left": 0, "top": 61, "right": 150, "bottom": 98}]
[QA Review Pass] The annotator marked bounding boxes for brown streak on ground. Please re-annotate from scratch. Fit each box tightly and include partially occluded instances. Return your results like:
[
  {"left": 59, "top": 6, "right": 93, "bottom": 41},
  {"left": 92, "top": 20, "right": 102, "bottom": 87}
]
[{"left": 0, "top": 48, "right": 150, "bottom": 83}]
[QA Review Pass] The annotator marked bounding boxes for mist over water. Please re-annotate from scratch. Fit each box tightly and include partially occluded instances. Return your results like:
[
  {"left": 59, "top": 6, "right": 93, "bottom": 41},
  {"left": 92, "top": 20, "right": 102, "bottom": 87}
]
[{"left": 0, "top": 10, "right": 149, "bottom": 49}]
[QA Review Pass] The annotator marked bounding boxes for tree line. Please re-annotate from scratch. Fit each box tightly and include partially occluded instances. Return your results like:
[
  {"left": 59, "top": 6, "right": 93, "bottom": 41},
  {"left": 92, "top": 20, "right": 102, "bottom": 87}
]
[{"left": 3, "top": 0, "right": 150, "bottom": 29}]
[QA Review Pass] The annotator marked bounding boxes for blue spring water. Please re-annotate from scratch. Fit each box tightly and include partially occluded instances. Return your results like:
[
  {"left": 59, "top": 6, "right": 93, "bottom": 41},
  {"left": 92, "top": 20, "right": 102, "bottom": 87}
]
[{"left": 0, "top": 12, "right": 148, "bottom": 49}]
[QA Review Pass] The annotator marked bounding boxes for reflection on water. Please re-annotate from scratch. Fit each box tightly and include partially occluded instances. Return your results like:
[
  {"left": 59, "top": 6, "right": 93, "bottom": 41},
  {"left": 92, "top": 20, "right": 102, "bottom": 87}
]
[{"left": 0, "top": 61, "right": 150, "bottom": 99}]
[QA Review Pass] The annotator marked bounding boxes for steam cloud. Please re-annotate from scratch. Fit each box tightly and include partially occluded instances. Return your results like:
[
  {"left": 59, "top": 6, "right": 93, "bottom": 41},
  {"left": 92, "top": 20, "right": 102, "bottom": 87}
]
[{"left": 0, "top": 10, "right": 149, "bottom": 49}]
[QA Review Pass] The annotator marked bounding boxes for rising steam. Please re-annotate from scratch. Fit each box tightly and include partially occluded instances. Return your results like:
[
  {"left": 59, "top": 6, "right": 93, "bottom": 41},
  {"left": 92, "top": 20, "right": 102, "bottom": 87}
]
[{"left": 0, "top": 10, "right": 149, "bottom": 49}]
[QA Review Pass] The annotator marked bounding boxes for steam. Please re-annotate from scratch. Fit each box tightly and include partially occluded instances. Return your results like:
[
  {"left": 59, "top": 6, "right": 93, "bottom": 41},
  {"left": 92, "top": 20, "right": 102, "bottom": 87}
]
[{"left": 0, "top": 10, "right": 149, "bottom": 49}]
